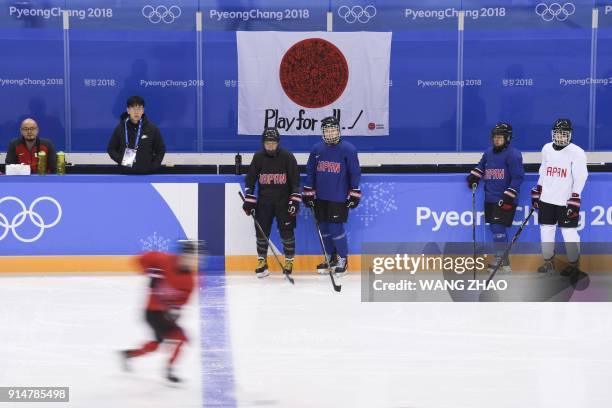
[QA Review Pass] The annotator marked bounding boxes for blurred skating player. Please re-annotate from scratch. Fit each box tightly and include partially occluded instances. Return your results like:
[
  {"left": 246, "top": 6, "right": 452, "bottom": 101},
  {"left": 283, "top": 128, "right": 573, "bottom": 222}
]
[
  {"left": 242, "top": 128, "right": 301, "bottom": 277},
  {"left": 303, "top": 116, "right": 361, "bottom": 277},
  {"left": 120, "top": 240, "right": 199, "bottom": 383},
  {"left": 467, "top": 123, "right": 524, "bottom": 273},
  {"left": 531, "top": 119, "right": 588, "bottom": 277}
]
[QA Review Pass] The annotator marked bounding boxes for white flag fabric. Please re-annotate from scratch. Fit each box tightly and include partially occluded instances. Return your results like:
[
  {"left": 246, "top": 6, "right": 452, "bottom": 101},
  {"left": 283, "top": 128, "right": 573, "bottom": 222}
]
[{"left": 237, "top": 31, "right": 391, "bottom": 136}]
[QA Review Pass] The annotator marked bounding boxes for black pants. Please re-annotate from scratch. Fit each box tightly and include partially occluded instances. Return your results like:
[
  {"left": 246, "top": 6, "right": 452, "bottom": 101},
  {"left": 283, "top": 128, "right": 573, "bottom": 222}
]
[
  {"left": 255, "top": 201, "right": 296, "bottom": 258},
  {"left": 539, "top": 201, "right": 579, "bottom": 228},
  {"left": 146, "top": 310, "right": 180, "bottom": 342},
  {"left": 484, "top": 201, "right": 517, "bottom": 227},
  {"left": 314, "top": 199, "right": 349, "bottom": 223}
]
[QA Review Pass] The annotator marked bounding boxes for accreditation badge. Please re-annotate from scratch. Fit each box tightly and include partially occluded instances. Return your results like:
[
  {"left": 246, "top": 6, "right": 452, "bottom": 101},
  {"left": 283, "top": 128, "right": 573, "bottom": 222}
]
[{"left": 121, "top": 148, "right": 137, "bottom": 167}]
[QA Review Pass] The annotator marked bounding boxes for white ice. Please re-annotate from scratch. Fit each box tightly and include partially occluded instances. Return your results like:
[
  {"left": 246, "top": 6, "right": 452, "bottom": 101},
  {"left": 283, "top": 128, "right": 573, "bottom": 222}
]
[
  {"left": 0, "top": 275, "right": 202, "bottom": 408},
  {"left": 2, "top": 273, "right": 612, "bottom": 408}
]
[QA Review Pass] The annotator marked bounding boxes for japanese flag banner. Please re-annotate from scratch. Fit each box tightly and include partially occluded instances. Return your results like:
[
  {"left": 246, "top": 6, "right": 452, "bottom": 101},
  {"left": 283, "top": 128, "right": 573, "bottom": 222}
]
[{"left": 237, "top": 31, "right": 391, "bottom": 136}]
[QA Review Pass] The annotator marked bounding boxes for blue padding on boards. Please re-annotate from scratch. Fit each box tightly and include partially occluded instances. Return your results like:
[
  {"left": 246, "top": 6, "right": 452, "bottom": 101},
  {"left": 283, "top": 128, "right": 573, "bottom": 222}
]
[{"left": 199, "top": 183, "right": 225, "bottom": 273}]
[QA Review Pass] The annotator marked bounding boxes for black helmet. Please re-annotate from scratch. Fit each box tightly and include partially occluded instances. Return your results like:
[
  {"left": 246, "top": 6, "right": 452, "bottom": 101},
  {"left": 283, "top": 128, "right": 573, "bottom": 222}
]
[
  {"left": 491, "top": 122, "right": 512, "bottom": 141},
  {"left": 321, "top": 116, "right": 340, "bottom": 145},
  {"left": 491, "top": 122, "right": 512, "bottom": 152},
  {"left": 552, "top": 118, "right": 572, "bottom": 147},
  {"left": 262, "top": 127, "right": 280, "bottom": 143},
  {"left": 262, "top": 127, "right": 280, "bottom": 156},
  {"left": 177, "top": 239, "right": 204, "bottom": 255}
]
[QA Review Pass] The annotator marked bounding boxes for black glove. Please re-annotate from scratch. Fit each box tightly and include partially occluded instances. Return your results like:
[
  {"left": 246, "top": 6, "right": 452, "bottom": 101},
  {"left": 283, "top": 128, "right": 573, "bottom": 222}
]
[
  {"left": 566, "top": 193, "right": 581, "bottom": 219},
  {"left": 467, "top": 168, "right": 483, "bottom": 189},
  {"left": 303, "top": 186, "right": 316, "bottom": 209},
  {"left": 242, "top": 193, "right": 257, "bottom": 215},
  {"left": 531, "top": 185, "right": 542, "bottom": 209},
  {"left": 288, "top": 193, "right": 301, "bottom": 217},
  {"left": 498, "top": 188, "right": 517, "bottom": 211},
  {"left": 346, "top": 188, "right": 361, "bottom": 209}
]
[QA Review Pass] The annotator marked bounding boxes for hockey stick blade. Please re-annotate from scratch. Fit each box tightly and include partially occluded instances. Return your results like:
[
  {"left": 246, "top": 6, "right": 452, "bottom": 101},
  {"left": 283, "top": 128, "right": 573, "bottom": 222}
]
[
  {"left": 330, "top": 270, "right": 341, "bottom": 292},
  {"left": 238, "top": 191, "right": 295, "bottom": 285},
  {"left": 309, "top": 207, "right": 341, "bottom": 292},
  {"left": 283, "top": 268, "right": 295, "bottom": 285}
]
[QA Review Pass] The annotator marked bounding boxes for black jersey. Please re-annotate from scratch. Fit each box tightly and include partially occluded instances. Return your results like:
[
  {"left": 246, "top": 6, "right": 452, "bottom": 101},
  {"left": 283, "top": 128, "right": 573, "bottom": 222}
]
[{"left": 244, "top": 148, "right": 300, "bottom": 203}]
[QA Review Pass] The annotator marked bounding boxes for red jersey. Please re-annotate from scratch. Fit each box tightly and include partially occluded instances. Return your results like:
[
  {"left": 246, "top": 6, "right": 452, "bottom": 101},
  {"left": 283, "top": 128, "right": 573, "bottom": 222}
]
[{"left": 138, "top": 252, "right": 195, "bottom": 312}]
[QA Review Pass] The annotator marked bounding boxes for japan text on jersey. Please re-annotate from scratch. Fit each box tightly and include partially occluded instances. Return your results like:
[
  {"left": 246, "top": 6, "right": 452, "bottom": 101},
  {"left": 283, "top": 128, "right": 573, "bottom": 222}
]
[
  {"left": 317, "top": 160, "right": 342, "bottom": 174},
  {"left": 546, "top": 167, "right": 568, "bottom": 178},
  {"left": 259, "top": 173, "right": 287, "bottom": 184}
]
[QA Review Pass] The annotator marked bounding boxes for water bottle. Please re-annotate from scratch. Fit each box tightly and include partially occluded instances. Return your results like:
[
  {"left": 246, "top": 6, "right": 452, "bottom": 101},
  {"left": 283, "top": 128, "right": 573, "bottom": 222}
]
[
  {"left": 235, "top": 152, "right": 242, "bottom": 175},
  {"left": 37, "top": 151, "right": 47, "bottom": 175},
  {"left": 57, "top": 151, "right": 66, "bottom": 175}
]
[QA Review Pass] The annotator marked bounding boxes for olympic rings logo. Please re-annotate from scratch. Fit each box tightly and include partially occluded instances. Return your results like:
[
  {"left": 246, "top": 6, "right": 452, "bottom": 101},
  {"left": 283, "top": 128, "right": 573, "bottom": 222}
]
[
  {"left": 535, "top": 2, "right": 575, "bottom": 22},
  {"left": 142, "top": 5, "right": 182, "bottom": 24},
  {"left": 337, "top": 5, "right": 377, "bottom": 24},
  {"left": 0, "top": 196, "right": 62, "bottom": 243}
]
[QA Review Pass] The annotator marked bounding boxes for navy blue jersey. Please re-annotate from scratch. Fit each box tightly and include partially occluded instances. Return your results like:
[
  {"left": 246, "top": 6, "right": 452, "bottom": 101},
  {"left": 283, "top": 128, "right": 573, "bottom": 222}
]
[
  {"left": 305, "top": 140, "right": 361, "bottom": 203},
  {"left": 475, "top": 146, "right": 524, "bottom": 203}
]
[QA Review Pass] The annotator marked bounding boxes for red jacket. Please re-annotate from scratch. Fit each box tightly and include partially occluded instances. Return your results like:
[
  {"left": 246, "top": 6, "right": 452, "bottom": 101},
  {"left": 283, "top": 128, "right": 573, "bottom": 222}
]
[
  {"left": 5, "top": 137, "right": 57, "bottom": 174},
  {"left": 138, "top": 252, "right": 195, "bottom": 312}
]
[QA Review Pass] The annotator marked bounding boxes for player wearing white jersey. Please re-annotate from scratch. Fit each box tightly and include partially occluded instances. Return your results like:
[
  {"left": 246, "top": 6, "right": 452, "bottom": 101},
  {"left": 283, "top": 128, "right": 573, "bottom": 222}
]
[{"left": 530, "top": 119, "right": 588, "bottom": 277}]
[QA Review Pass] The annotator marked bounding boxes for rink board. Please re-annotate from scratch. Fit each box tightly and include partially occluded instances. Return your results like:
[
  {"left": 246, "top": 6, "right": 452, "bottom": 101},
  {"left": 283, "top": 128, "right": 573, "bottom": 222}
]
[{"left": 1, "top": 174, "right": 612, "bottom": 273}]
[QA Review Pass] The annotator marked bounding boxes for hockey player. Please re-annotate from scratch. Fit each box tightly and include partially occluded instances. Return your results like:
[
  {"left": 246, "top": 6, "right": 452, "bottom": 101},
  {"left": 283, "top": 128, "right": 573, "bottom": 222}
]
[
  {"left": 467, "top": 123, "right": 524, "bottom": 274},
  {"left": 303, "top": 116, "right": 361, "bottom": 277},
  {"left": 531, "top": 119, "right": 587, "bottom": 277},
  {"left": 242, "top": 128, "right": 301, "bottom": 277},
  {"left": 120, "top": 240, "right": 199, "bottom": 383}
]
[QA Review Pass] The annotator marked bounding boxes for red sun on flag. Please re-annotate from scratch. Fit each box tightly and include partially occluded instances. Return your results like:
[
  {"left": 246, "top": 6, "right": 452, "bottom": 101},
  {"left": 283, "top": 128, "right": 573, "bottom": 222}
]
[{"left": 279, "top": 38, "right": 349, "bottom": 109}]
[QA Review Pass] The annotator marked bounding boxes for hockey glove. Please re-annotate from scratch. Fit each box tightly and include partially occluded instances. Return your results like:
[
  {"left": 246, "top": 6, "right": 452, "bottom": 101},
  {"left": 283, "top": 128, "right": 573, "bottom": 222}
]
[
  {"left": 566, "top": 193, "right": 581, "bottom": 220},
  {"left": 288, "top": 193, "right": 301, "bottom": 217},
  {"left": 467, "top": 168, "right": 483, "bottom": 189},
  {"left": 531, "top": 185, "right": 542, "bottom": 209},
  {"left": 346, "top": 188, "right": 362, "bottom": 209},
  {"left": 498, "top": 188, "right": 517, "bottom": 211},
  {"left": 242, "top": 193, "right": 257, "bottom": 216},
  {"left": 303, "top": 186, "right": 316, "bottom": 209}
]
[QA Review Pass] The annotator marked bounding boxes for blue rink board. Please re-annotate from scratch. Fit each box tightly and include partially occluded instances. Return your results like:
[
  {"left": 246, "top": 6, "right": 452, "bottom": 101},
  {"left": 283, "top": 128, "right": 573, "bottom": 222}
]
[{"left": 0, "top": 173, "right": 611, "bottom": 259}]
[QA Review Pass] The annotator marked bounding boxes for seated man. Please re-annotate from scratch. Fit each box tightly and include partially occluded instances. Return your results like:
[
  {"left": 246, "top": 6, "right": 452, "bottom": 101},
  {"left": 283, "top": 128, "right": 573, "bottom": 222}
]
[
  {"left": 107, "top": 95, "right": 166, "bottom": 174},
  {"left": 5, "top": 118, "right": 57, "bottom": 174}
]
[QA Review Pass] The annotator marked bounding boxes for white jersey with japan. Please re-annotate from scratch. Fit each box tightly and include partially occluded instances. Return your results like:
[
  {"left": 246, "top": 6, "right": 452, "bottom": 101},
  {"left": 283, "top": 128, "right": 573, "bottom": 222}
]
[{"left": 537, "top": 142, "right": 587, "bottom": 207}]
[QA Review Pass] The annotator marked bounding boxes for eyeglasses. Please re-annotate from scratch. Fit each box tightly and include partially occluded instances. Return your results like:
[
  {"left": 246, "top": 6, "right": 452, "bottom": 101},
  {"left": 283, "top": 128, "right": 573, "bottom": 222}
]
[
  {"left": 21, "top": 127, "right": 38, "bottom": 132},
  {"left": 128, "top": 106, "right": 144, "bottom": 112}
]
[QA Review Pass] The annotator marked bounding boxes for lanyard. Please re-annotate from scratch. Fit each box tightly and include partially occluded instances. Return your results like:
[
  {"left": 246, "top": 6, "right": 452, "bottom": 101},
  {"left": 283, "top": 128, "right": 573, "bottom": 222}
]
[{"left": 124, "top": 119, "right": 143, "bottom": 150}]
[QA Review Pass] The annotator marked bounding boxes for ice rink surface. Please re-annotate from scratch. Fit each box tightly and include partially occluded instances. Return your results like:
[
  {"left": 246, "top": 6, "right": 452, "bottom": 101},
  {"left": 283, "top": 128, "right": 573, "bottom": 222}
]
[{"left": 2, "top": 272, "right": 612, "bottom": 408}]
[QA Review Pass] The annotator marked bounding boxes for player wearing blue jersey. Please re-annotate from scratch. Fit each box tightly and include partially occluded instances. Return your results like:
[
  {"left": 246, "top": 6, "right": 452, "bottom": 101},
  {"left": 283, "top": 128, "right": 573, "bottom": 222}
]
[
  {"left": 303, "top": 117, "right": 361, "bottom": 276},
  {"left": 467, "top": 123, "right": 524, "bottom": 273}
]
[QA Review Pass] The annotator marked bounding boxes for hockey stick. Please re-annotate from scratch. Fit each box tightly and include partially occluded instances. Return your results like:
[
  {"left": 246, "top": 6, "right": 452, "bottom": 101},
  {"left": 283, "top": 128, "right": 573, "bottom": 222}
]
[
  {"left": 485, "top": 207, "right": 535, "bottom": 285},
  {"left": 472, "top": 183, "right": 477, "bottom": 280},
  {"left": 309, "top": 206, "right": 342, "bottom": 293},
  {"left": 238, "top": 191, "right": 294, "bottom": 285}
]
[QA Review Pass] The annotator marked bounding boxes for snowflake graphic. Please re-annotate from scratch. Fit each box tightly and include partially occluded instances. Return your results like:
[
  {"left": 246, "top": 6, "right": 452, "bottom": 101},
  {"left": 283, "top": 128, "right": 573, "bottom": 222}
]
[
  {"left": 140, "top": 232, "right": 171, "bottom": 252},
  {"left": 355, "top": 182, "right": 398, "bottom": 227}
]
